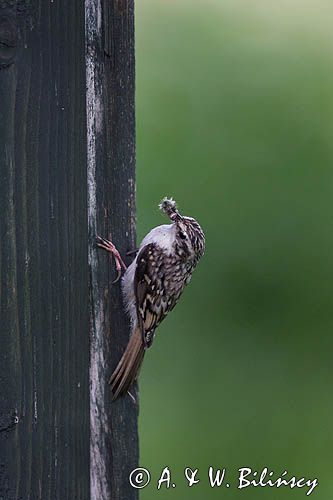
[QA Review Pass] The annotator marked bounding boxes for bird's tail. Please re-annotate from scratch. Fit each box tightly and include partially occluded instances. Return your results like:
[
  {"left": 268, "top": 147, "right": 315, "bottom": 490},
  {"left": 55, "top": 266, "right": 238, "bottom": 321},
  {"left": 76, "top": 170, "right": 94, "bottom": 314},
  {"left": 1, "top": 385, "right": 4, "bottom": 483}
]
[{"left": 109, "top": 327, "right": 145, "bottom": 400}]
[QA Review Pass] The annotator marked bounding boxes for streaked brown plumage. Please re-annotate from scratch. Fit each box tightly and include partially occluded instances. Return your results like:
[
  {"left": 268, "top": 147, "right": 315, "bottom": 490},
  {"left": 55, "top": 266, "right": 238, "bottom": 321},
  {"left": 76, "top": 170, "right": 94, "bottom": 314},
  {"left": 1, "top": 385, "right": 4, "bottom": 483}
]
[{"left": 99, "top": 198, "right": 205, "bottom": 400}]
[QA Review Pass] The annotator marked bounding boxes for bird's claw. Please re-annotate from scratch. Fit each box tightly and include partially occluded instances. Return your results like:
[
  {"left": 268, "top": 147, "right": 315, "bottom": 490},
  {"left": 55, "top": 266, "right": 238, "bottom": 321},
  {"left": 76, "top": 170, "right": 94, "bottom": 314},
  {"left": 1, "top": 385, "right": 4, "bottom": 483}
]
[
  {"left": 96, "top": 236, "right": 127, "bottom": 283},
  {"left": 127, "top": 389, "right": 137, "bottom": 403},
  {"left": 126, "top": 248, "right": 139, "bottom": 257},
  {"left": 112, "top": 267, "right": 122, "bottom": 285}
]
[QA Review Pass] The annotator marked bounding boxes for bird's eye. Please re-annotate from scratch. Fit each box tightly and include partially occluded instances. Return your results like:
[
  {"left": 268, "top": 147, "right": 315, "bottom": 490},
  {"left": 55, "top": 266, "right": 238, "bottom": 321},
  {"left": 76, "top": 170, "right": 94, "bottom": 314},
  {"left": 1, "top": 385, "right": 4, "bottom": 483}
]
[{"left": 179, "top": 231, "right": 187, "bottom": 240}]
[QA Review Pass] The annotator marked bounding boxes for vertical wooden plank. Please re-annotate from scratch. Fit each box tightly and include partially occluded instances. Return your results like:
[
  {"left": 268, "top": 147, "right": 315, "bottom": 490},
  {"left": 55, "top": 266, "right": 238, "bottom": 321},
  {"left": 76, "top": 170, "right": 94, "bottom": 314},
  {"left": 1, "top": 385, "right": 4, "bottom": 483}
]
[
  {"left": 0, "top": 1, "right": 90, "bottom": 499},
  {"left": 106, "top": 2, "right": 138, "bottom": 499},
  {"left": 0, "top": 0, "right": 137, "bottom": 497},
  {"left": 86, "top": 0, "right": 138, "bottom": 499}
]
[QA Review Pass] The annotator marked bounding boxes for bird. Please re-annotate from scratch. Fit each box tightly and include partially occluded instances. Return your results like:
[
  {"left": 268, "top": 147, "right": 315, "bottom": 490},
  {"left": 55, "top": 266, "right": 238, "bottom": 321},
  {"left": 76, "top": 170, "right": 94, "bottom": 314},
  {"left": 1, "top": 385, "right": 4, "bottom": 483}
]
[{"left": 97, "top": 197, "right": 205, "bottom": 400}]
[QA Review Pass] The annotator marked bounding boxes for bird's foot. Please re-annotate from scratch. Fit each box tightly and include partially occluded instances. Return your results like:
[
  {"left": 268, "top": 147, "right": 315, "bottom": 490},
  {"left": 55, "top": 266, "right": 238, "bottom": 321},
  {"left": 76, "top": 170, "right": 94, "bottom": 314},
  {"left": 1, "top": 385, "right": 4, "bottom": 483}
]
[{"left": 96, "top": 236, "right": 127, "bottom": 283}]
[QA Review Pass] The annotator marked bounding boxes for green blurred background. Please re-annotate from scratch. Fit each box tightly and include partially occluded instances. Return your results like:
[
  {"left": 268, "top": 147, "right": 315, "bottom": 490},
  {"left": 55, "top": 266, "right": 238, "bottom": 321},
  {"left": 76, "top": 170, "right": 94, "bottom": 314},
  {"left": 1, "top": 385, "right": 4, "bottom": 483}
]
[{"left": 135, "top": 1, "right": 332, "bottom": 498}]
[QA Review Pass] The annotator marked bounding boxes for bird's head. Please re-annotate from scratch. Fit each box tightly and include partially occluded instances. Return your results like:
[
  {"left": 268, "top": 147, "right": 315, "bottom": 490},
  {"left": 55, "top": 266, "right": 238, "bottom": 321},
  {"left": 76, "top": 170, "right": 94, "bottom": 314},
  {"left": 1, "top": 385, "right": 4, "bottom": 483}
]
[{"left": 159, "top": 197, "right": 205, "bottom": 262}]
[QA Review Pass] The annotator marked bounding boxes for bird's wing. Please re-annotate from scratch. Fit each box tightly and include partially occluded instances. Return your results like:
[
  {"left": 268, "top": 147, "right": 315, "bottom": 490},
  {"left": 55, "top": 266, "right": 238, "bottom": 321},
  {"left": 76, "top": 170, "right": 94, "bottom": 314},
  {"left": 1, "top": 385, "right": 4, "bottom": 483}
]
[{"left": 134, "top": 243, "right": 168, "bottom": 347}]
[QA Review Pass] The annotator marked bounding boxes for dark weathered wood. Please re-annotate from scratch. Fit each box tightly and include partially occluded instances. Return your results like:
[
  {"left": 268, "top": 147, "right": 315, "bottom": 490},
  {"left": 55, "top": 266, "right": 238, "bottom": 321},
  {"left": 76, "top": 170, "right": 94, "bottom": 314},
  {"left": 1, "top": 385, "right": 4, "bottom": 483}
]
[
  {"left": 0, "top": 0, "right": 137, "bottom": 498},
  {"left": 86, "top": 1, "right": 137, "bottom": 499},
  {"left": 86, "top": 0, "right": 138, "bottom": 500},
  {"left": 0, "top": 2, "right": 90, "bottom": 499},
  {"left": 105, "top": 2, "right": 138, "bottom": 498}
]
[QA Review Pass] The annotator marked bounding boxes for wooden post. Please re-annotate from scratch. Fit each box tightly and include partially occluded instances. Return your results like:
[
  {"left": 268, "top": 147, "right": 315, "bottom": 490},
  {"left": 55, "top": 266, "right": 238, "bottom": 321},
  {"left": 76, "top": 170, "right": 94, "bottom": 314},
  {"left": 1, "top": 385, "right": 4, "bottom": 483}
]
[{"left": 0, "top": 1, "right": 137, "bottom": 499}]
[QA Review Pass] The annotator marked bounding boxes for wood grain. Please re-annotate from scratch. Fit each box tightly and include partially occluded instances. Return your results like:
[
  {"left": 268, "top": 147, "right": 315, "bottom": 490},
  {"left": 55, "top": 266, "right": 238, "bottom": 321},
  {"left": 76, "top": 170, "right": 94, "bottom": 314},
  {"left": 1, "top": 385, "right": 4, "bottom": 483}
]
[{"left": 0, "top": 0, "right": 137, "bottom": 498}]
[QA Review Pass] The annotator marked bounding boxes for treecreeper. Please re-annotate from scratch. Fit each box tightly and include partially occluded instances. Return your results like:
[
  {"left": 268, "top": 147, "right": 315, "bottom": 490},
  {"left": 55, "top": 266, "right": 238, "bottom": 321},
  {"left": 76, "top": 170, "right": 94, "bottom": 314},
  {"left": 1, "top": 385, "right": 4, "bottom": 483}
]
[{"left": 97, "top": 197, "right": 205, "bottom": 400}]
